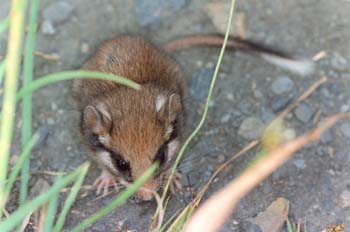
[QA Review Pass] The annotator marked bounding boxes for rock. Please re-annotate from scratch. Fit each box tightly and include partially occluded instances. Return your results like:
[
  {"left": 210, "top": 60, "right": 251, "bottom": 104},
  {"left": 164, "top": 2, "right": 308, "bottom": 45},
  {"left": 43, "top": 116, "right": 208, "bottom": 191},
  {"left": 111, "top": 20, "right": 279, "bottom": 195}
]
[
  {"left": 270, "top": 95, "right": 293, "bottom": 113},
  {"left": 239, "top": 221, "right": 262, "bottom": 232},
  {"left": 42, "top": 1, "right": 74, "bottom": 25},
  {"left": 293, "top": 159, "right": 306, "bottom": 170},
  {"left": 190, "top": 68, "right": 214, "bottom": 101},
  {"left": 29, "top": 178, "right": 50, "bottom": 198},
  {"left": 330, "top": 52, "right": 348, "bottom": 71},
  {"left": 271, "top": 76, "right": 294, "bottom": 95},
  {"left": 220, "top": 114, "right": 231, "bottom": 123},
  {"left": 238, "top": 117, "right": 264, "bottom": 140},
  {"left": 261, "top": 108, "right": 275, "bottom": 123},
  {"left": 250, "top": 198, "right": 289, "bottom": 232},
  {"left": 33, "top": 126, "right": 50, "bottom": 150},
  {"left": 340, "top": 122, "right": 350, "bottom": 138},
  {"left": 80, "top": 42, "right": 90, "bottom": 53},
  {"left": 294, "top": 103, "right": 313, "bottom": 123},
  {"left": 41, "top": 20, "right": 56, "bottom": 35},
  {"left": 134, "top": 0, "right": 186, "bottom": 26}
]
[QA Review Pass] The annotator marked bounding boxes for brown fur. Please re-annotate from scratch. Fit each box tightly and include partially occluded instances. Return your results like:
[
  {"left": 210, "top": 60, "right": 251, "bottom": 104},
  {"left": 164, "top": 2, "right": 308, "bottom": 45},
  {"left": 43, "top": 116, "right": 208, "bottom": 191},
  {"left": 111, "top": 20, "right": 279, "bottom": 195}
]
[{"left": 74, "top": 36, "right": 186, "bottom": 190}]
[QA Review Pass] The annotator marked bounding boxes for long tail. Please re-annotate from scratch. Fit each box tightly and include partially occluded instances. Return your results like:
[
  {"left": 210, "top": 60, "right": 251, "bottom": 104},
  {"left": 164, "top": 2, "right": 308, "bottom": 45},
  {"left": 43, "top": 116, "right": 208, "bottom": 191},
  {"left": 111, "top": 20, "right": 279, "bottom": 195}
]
[{"left": 163, "top": 34, "right": 314, "bottom": 76}]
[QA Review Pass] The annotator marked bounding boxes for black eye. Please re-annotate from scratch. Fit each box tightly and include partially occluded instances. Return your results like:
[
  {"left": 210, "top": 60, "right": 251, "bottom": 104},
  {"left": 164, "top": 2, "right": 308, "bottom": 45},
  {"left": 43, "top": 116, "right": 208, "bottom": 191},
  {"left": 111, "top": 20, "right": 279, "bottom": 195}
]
[
  {"left": 111, "top": 154, "right": 130, "bottom": 172},
  {"left": 154, "top": 144, "right": 167, "bottom": 166}
]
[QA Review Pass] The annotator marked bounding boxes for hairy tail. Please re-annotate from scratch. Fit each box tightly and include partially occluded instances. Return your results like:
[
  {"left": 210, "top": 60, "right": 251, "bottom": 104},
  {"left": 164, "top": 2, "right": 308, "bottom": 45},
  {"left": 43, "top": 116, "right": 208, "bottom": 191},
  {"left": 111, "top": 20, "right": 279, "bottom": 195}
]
[{"left": 163, "top": 34, "right": 314, "bottom": 76}]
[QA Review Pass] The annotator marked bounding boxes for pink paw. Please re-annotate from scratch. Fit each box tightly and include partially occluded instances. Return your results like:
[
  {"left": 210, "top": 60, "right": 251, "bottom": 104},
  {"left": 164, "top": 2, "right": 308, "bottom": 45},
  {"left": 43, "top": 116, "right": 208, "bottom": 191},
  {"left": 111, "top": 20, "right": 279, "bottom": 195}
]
[{"left": 93, "top": 171, "right": 120, "bottom": 196}]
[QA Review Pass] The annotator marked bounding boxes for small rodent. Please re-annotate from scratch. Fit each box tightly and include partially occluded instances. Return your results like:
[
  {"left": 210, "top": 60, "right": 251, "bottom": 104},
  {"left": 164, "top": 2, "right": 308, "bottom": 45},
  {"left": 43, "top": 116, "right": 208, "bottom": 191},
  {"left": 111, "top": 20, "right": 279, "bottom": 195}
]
[{"left": 73, "top": 34, "right": 313, "bottom": 201}]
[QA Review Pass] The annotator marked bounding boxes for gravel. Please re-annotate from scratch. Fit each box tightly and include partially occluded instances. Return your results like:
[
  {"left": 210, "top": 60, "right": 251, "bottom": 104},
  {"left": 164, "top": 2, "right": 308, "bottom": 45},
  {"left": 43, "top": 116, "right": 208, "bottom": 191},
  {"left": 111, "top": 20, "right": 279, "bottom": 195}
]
[
  {"left": 271, "top": 76, "right": 294, "bottom": 95},
  {"left": 294, "top": 103, "right": 314, "bottom": 123},
  {"left": 338, "top": 190, "right": 350, "bottom": 208},
  {"left": 239, "top": 221, "right": 262, "bottom": 232},
  {"left": 134, "top": 0, "right": 187, "bottom": 26},
  {"left": 293, "top": 159, "right": 306, "bottom": 170},
  {"left": 330, "top": 52, "right": 348, "bottom": 71},
  {"left": 238, "top": 117, "right": 264, "bottom": 140},
  {"left": 33, "top": 125, "right": 51, "bottom": 150}
]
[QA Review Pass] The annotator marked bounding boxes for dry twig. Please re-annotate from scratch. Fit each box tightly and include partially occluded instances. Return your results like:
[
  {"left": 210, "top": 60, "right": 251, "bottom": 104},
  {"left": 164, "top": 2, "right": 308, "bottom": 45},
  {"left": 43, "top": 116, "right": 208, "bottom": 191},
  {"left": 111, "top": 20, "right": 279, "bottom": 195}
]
[{"left": 184, "top": 113, "right": 349, "bottom": 232}]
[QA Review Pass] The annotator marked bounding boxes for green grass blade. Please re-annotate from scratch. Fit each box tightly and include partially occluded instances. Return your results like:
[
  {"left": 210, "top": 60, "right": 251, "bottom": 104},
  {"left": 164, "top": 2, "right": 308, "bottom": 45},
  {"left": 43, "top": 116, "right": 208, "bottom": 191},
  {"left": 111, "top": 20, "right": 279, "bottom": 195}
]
[
  {"left": 0, "top": 162, "right": 90, "bottom": 232},
  {"left": 0, "top": 59, "right": 6, "bottom": 86},
  {"left": 0, "top": 0, "right": 27, "bottom": 213},
  {"left": 53, "top": 164, "right": 88, "bottom": 232},
  {"left": 286, "top": 218, "right": 293, "bottom": 232},
  {"left": 71, "top": 163, "right": 158, "bottom": 232},
  {"left": 156, "top": 0, "right": 236, "bottom": 221},
  {"left": 16, "top": 70, "right": 140, "bottom": 101},
  {"left": 4, "top": 133, "right": 39, "bottom": 197},
  {"left": 43, "top": 190, "right": 59, "bottom": 232},
  {"left": 0, "top": 17, "right": 9, "bottom": 34},
  {"left": 20, "top": 0, "right": 40, "bottom": 208}
]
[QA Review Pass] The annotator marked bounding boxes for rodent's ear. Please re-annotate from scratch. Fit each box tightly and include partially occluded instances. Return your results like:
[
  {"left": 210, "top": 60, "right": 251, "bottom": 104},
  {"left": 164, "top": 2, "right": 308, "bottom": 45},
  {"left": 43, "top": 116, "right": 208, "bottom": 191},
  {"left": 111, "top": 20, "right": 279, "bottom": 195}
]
[
  {"left": 156, "top": 94, "right": 182, "bottom": 123},
  {"left": 83, "top": 105, "right": 112, "bottom": 135},
  {"left": 168, "top": 94, "right": 182, "bottom": 122}
]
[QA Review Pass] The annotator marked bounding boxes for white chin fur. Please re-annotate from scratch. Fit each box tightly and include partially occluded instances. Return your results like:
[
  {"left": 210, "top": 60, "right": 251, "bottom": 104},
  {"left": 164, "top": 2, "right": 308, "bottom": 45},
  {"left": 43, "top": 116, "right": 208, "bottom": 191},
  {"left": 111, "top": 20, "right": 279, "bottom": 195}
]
[
  {"left": 167, "top": 139, "right": 180, "bottom": 160},
  {"left": 98, "top": 151, "right": 117, "bottom": 172},
  {"left": 261, "top": 54, "right": 315, "bottom": 76}
]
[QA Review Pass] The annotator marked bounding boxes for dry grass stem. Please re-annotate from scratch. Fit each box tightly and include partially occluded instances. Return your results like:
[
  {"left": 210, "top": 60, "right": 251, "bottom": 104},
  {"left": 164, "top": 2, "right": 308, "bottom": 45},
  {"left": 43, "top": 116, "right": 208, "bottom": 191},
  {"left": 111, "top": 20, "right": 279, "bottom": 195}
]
[
  {"left": 184, "top": 113, "right": 349, "bottom": 232},
  {"left": 312, "top": 51, "right": 327, "bottom": 61},
  {"left": 33, "top": 51, "right": 60, "bottom": 61}
]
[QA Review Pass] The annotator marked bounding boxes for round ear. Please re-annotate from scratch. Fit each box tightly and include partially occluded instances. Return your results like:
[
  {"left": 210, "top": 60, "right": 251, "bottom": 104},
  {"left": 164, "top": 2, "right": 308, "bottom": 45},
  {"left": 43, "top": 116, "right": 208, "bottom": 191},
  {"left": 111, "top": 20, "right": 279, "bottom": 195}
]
[
  {"left": 83, "top": 105, "right": 112, "bottom": 134},
  {"left": 168, "top": 94, "right": 182, "bottom": 122},
  {"left": 156, "top": 94, "right": 182, "bottom": 123}
]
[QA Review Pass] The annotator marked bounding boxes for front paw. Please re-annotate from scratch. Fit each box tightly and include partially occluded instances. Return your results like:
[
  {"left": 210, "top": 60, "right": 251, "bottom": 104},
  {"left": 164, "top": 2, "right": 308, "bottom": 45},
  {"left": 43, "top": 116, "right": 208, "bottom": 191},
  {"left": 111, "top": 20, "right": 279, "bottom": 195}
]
[
  {"left": 169, "top": 171, "right": 183, "bottom": 194},
  {"left": 93, "top": 170, "right": 121, "bottom": 196}
]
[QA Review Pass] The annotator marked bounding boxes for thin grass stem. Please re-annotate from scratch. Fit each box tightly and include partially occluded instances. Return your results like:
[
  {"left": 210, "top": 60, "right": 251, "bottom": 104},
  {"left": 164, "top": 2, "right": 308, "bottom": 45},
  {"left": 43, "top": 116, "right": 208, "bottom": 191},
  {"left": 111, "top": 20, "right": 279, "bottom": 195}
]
[
  {"left": 156, "top": 0, "right": 236, "bottom": 221},
  {"left": 70, "top": 163, "right": 158, "bottom": 232},
  {"left": 20, "top": 0, "right": 40, "bottom": 208},
  {"left": 0, "top": 0, "right": 28, "bottom": 213},
  {"left": 16, "top": 70, "right": 140, "bottom": 101}
]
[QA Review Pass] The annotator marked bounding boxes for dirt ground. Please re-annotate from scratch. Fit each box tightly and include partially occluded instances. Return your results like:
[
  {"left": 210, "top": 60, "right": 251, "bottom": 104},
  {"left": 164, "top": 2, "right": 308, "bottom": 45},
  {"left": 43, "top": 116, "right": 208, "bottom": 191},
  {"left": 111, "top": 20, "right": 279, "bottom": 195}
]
[{"left": 1, "top": 0, "right": 350, "bottom": 231}]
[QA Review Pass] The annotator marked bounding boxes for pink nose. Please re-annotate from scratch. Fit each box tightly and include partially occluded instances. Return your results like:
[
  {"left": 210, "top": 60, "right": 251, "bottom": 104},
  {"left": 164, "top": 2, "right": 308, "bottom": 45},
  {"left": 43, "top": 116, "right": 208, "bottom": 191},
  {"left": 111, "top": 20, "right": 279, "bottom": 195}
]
[{"left": 135, "top": 181, "right": 157, "bottom": 201}]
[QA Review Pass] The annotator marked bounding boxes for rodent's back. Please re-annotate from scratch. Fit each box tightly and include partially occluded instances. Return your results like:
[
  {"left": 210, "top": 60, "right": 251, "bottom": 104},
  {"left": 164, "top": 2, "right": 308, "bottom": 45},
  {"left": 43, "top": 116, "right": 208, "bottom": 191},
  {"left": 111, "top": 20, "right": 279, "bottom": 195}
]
[{"left": 74, "top": 36, "right": 186, "bottom": 108}]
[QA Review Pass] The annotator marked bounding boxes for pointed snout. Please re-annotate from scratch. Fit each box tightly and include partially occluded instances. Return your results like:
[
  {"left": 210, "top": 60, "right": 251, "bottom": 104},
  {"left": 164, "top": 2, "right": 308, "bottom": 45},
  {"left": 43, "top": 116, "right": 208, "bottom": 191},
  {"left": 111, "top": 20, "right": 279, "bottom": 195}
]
[{"left": 135, "top": 180, "right": 158, "bottom": 201}]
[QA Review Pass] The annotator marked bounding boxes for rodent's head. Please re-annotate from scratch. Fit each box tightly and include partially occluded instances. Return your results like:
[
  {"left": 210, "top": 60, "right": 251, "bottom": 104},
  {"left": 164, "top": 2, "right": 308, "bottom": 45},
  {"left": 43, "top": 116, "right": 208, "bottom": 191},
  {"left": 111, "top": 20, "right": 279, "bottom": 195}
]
[{"left": 81, "top": 87, "right": 182, "bottom": 201}]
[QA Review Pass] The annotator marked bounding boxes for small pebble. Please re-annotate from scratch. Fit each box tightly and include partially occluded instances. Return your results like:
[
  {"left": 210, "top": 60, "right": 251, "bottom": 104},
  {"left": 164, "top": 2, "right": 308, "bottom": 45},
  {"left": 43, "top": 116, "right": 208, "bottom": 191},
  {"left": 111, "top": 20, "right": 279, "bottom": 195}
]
[
  {"left": 340, "top": 122, "right": 350, "bottom": 138},
  {"left": 270, "top": 95, "right": 293, "bottom": 113},
  {"left": 330, "top": 52, "right": 348, "bottom": 71},
  {"left": 33, "top": 126, "right": 50, "bottom": 150},
  {"left": 338, "top": 190, "right": 350, "bottom": 208},
  {"left": 320, "top": 130, "right": 332, "bottom": 144},
  {"left": 238, "top": 117, "right": 264, "bottom": 140},
  {"left": 41, "top": 20, "right": 56, "bottom": 35},
  {"left": 134, "top": 0, "right": 186, "bottom": 26},
  {"left": 239, "top": 221, "right": 262, "bottom": 232},
  {"left": 42, "top": 1, "right": 75, "bottom": 25},
  {"left": 271, "top": 76, "right": 294, "bottom": 95},
  {"left": 80, "top": 42, "right": 90, "bottom": 53},
  {"left": 220, "top": 114, "right": 231, "bottom": 123},
  {"left": 294, "top": 103, "right": 313, "bottom": 123},
  {"left": 293, "top": 159, "right": 306, "bottom": 170}
]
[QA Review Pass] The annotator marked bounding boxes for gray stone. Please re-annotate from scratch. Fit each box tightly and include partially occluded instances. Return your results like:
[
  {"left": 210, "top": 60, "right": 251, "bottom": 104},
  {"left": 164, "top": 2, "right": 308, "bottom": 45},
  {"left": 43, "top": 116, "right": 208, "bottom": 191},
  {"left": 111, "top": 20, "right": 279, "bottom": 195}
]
[
  {"left": 134, "top": 0, "right": 186, "bottom": 26},
  {"left": 294, "top": 103, "right": 313, "bottom": 123},
  {"left": 340, "top": 122, "right": 350, "bottom": 138},
  {"left": 339, "top": 190, "right": 350, "bottom": 208},
  {"left": 220, "top": 113, "right": 231, "bottom": 123},
  {"left": 41, "top": 20, "right": 56, "bottom": 35},
  {"left": 239, "top": 221, "right": 262, "bottom": 232},
  {"left": 271, "top": 76, "right": 294, "bottom": 95},
  {"left": 33, "top": 126, "right": 51, "bottom": 150},
  {"left": 261, "top": 108, "right": 275, "bottom": 123},
  {"left": 190, "top": 68, "right": 214, "bottom": 101},
  {"left": 42, "top": 1, "right": 74, "bottom": 25},
  {"left": 330, "top": 52, "right": 348, "bottom": 71},
  {"left": 238, "top": 117, "right": 264, "bottom": 140},
  {"left": 270, "top": 95, "right": 293, "bottom": 113},
  {"left": 293, "top": 159, "right": 306, "bottom": 170}
]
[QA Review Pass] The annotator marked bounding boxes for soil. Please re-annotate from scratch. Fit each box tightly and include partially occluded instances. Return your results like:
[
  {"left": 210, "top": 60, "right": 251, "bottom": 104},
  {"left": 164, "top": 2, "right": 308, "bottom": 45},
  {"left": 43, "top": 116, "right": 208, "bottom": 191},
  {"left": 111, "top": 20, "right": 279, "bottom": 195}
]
[{"left": 1, "top": 0, "right": 349, "bottom": 231}]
